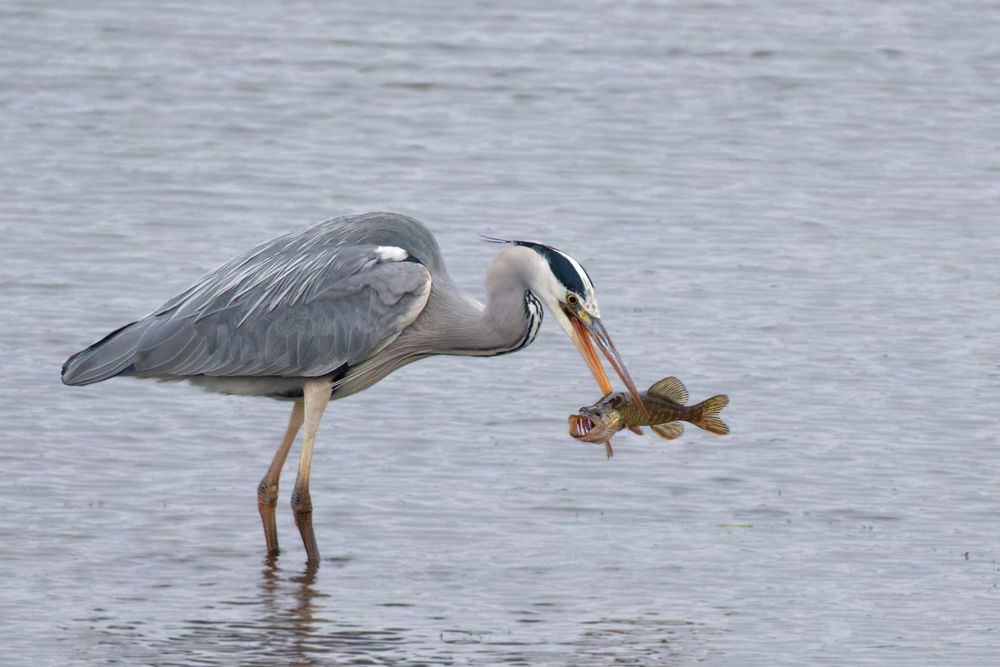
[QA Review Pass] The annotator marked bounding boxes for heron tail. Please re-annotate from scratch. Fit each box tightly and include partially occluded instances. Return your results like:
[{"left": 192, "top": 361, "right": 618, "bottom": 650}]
[{"left": 61, "top": 320, "right": 149, "bottom": 386}]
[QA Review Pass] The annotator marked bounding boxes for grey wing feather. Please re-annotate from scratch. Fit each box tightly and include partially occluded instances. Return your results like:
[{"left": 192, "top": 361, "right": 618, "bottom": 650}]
[
  {"left": 63, "top": 213, "right": 440, "bottom": 384},
  {"left": 134, "top": 246, "right": 431, "bottom": 378}
]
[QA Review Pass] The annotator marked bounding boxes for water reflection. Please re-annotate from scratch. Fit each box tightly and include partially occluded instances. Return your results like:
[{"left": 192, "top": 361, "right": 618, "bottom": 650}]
[
  {"left": 111, "top": 559, "right": 403, "bottom": 666},
  {"left": 91, "top": 559, "right": 701, "bottom": 666},
  {"left": 257, "top": 558, "right": 322, "bottom": 651}
]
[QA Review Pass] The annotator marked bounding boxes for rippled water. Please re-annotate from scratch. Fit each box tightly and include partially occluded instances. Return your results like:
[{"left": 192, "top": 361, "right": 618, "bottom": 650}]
[{"left": 3, "top": 0, "right": 999, "bottom": 664}]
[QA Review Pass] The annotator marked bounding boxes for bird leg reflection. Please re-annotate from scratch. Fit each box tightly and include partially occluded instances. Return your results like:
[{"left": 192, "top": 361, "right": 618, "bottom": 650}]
[
  {"left": 258, "top": 401, "right": 304, "bottom": 557},
  {"left": 259, "top": 557, "right": 321, "bottom": 654},
  {"left": 291, "top": 378, "right": 332, "bottom": 565}
]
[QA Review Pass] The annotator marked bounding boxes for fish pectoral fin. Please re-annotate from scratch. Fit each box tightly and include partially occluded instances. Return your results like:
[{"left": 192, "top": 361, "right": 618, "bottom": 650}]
[
  {"left": 647, "top": 377, "right": 689, "bottom": 405},
  {"left": 651, "top": 422, "right": 685, "bottom": 441},
  {"left": 604, "top": 441, "right": 614, "bottom": 459},
  {"left": 628, "top": 425, "right": 644, "bottom": 436}
]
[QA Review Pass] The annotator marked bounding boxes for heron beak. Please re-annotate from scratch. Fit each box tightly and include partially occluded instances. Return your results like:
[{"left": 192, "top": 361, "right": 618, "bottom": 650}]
[{"left": 568, "top": 314, "right": 647, "bottom": 411}]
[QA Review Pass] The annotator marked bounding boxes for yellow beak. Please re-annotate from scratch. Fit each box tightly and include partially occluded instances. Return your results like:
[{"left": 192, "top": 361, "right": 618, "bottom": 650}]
[{"left": 568, "top": 314, "right": 646, "bottom": 411}]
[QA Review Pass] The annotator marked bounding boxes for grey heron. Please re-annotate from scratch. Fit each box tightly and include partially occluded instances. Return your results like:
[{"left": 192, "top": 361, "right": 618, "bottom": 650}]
[{"left": 62, "top": 212, "right": 644, "bottom": 564}]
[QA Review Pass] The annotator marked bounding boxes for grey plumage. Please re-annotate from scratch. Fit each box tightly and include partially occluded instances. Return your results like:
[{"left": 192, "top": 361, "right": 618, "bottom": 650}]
[{"left": 62, "top": 212, "right": 538, "bottom": 398}]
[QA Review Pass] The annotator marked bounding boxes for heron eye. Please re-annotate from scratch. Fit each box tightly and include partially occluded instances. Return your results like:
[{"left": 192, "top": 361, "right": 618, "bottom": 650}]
[{"left": 566, "top": 293, "right": 579, "bottom": 306}]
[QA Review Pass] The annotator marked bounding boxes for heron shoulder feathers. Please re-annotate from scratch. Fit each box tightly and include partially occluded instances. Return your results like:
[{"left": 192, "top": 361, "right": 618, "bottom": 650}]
[{"left": 128, "top": 222, "right": 434, "bottom": 379}]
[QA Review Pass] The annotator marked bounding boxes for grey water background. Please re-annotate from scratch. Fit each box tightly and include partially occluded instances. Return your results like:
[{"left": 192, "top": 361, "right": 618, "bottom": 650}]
[{"left": 2, "top": 0, "right": 998, "bottom": 664}]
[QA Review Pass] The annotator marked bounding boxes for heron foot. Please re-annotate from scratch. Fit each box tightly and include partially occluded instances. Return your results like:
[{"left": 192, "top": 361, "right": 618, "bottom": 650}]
[
  {"left": 291, "top": 486, "right": 320, "bottom": 564},
  {"left": 258, "top": 480, "right": 281, "bottom": 556}
]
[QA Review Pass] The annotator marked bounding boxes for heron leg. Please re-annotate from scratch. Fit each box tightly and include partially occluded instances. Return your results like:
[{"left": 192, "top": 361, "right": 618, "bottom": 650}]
[
  {"left": 291, "top": 378, "right": 332, "bottom": 564},
  {"left": 257, "top": 401, "right": 305, "bottom": 557}
]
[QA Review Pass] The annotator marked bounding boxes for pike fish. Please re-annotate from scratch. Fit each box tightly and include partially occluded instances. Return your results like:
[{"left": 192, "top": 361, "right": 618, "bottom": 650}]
[{"left": 568, "top": 376, "right": 729, "bottom": 458}]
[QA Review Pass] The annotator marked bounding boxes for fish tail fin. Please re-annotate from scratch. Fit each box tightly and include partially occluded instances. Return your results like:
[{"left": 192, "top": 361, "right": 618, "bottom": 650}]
[{"left": 689, "top": 395, "right": 730, "bottom": 436}]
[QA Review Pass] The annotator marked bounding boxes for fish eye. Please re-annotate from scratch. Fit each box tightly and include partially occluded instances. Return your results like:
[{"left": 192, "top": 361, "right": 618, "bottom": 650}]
[{"left": 566, "top": 292, "right": 579, "bottom": 306}]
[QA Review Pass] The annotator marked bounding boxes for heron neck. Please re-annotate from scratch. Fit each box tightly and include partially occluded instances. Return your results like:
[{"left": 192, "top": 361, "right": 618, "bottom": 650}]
[
  {"left": 477, "top": 255, "right": 543, "bottom": 356},
  {"left": 338, "top": 248, "right": 543, "bottom": 396},
  {"left": 419, "top": 246, "right": 543, "bottom": 356}
]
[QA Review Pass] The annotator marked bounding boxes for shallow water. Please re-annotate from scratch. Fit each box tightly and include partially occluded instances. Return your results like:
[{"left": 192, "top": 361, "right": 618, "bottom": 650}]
[{"left": 2, "top": 0, "right": 999, "bottom": 664}]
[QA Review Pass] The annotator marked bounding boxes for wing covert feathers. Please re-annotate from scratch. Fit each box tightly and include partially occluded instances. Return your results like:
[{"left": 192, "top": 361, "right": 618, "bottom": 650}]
[{"left": 61, "top": 213, "right": 440, "bottom": 383}]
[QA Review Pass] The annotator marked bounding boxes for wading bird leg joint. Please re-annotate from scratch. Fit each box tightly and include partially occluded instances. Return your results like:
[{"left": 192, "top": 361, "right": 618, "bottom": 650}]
[
  {"left": 258, "top": 481, "right": 279, "bottom": 510},
  {"left": 291, "top": 486, "right": 313, "bottom": 518}
]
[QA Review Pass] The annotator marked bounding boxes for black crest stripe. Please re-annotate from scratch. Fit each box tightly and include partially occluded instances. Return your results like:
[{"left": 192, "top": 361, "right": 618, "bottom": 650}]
[{"left": 509, "top": 241, "right": 592, "bottom": 294}]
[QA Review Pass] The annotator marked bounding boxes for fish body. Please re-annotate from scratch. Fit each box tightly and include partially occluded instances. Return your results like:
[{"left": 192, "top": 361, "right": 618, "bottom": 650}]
[{"left": 568, "top": 376, "right": 729, "bottom": 458}]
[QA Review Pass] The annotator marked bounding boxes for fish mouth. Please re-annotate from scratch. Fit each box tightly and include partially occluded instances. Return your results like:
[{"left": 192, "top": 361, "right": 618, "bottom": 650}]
[{"left": 569, "top": 414, "right": 595, "bottom": 439}]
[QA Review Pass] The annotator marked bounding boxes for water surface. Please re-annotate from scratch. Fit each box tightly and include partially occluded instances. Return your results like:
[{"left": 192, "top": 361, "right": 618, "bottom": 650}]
[{"left": 2, "top": 0, "right": 999, "bottom": 664}]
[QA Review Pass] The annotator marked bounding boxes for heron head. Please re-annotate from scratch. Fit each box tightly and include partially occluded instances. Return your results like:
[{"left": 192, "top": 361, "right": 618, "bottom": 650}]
[{"left": 484, "top": 237, "right": 645, "bottom": 408}]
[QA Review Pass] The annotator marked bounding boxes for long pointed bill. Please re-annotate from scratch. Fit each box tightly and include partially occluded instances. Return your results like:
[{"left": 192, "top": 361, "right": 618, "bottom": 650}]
[{"left": 568, "top": 315, "right": 647, "bottom": 411}]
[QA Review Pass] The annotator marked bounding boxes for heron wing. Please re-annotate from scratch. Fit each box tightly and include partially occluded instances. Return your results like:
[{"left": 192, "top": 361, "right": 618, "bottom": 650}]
[{"left": 131, "top": 237, "right": 432, "bottom": 379}]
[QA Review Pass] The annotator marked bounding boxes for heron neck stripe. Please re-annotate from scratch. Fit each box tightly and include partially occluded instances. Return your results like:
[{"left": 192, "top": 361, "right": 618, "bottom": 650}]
[
  {"left": 510, "top": 290, "right": 543, "bottom": 353},
  {"left": 468, "top": 290, "right": 542, "bottom": 357},
  {"left": 498, "top": 291, "right": 539, "bottom": 355}
]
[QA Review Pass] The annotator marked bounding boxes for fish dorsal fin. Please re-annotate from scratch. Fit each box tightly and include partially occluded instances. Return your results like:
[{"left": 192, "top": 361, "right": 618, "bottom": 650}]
[
  {"left": 651, "top": 422, "right": 685, "bottom": 441},
  {"left": 647, "top": 377, "right": 688, "bottom": 405}
]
